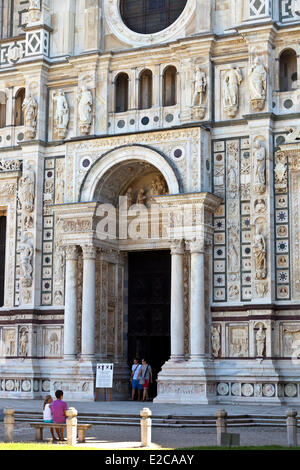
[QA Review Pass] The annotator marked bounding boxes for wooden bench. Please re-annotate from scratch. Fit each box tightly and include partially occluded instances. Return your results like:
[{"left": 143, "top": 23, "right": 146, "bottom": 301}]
[{"left": 30, "top": 422, "right": 92, "bottom": 443}]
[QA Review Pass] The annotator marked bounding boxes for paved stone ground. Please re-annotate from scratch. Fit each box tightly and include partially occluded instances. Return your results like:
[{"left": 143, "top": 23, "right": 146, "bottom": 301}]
[
  {"left": 0, "top": 398, "right": 299, "bottom": 416},
  {"left": 0, "top": 399, "right": 299, "bottom": 448},
  {"left": 0, "top": 421, "right": 296, "bottom": 448}
]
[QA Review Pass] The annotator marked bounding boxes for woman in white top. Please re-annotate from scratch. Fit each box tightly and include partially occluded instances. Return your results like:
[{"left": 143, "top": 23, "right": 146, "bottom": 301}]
[{"left": 43, "top": 395, "right": 57, "bottom": 441}]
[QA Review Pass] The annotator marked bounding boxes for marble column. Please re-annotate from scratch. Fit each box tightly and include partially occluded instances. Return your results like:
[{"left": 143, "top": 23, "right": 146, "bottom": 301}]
[
  {"left": 189, "top": 239, "right": 206, "bottom": 361},
  {"left": 81, "top": 245, "right": 96, "bottom": 360},
  {"left": 64, "top": 245, "right": 78, "bottom": 360},
  {"left": 170, "top": 240, "right": 185, "bottom": 361}
]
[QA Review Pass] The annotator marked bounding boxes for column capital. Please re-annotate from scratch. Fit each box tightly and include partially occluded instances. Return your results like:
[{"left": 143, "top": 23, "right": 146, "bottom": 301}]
[
  {"left": 82, "top": 244, "right": 97, "bottom": 260},
  {"left": 64, "top": 245, "right": 79, "bottom": 261},
  {"left": 188, "top": 238, "right": 205, "bottom": 254},
  {"left": 170, "top": 239, "right": 185, "bottom": 255}
]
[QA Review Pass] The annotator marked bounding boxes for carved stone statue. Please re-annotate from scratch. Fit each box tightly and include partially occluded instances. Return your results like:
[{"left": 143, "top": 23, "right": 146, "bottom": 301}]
[
  {"left": 256, "top": 325, "right": 266, "bottom": 357},
  {"left": 253, "top": 225, "right": 267, "bottom": 280},
  {"left": 285, "top": 127, "right": 300, "bottom": 143},
  {"left": 19, "top": 164, "right": 35, "bottom": 213},
  {"left": 211, "top": 326, "right": 221, "bottom": 358},
  {"left": 223, "top": 66, "right": 243, "bottom": 117},
  {"left": 18, "top": 237, "right": 33, "bottom": 287},
  {"left": 78, "top": 85, "right": 93, "bottom": 135},
  {"left": 253, "top": 140, "right": 266, "bottom": 194},
  {"left": 19, "top": 328, "right": 29, "bottom": 356},
  {"left": 136, "top": 188, "right": 146, "bottom": 205},
  {"left": 54, "top": 250, "right": 65, "bottom": 284},
  {"left": 125, "top": 187, "right": 133, "bottom": 209},
  {"left": 22, "top": 93, "right": 38, "bottom": 140},
  {"left": 151, "top": 176, "right": 168, "bottom": 197},
  {"left": 53, "top": 89, "right": 69, "bottom": 139},
  {"left": 28, "top": 0, "right": 41, "bottom": 23},
  {"left": 192, "top": 67, "right": 207, "bottom": 119},
  {"left": 248, "top": 57, "right": 267, "bottom": 111}
]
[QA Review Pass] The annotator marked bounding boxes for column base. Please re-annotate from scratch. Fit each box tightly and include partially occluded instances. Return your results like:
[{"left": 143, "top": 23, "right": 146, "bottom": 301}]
[{"left": 154, "top": 358, "right": 217, "bottom": 404}]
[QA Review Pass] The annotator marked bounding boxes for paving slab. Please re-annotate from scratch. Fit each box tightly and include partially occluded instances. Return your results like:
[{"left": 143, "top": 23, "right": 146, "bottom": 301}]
[{"left": 0, "top": 399, "right": 300, "bottom": 418}]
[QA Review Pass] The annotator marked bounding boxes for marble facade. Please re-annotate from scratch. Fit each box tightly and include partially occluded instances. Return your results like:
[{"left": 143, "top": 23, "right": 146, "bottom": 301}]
[{"left": 0, "top": 0, "right": 300, "bottom": 403}]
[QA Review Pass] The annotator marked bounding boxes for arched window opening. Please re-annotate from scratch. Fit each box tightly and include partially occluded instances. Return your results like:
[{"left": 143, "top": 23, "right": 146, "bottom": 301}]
[
  {"left": 163, "top": 66, "right": 177, "bottom": 107},
  {"left": 15, "top": 88, "right": 25, "bottom": 126},
  {"left": 279, "top": 49, "right": 298, "bottom": 92},
  {"left": 139, "top": 70, "right": 153, "bottom": 110},
  {"left": 0, "top": 91, "right": 6, "bottom": 128},
  {"left": 115, "top": 73, "right": 129, "bottom": 113}
]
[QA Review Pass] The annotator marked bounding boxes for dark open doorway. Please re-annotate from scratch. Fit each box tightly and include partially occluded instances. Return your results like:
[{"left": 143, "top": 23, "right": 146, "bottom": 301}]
[{"left": 128, "top": 250, "right": 171, "bottom": 399}]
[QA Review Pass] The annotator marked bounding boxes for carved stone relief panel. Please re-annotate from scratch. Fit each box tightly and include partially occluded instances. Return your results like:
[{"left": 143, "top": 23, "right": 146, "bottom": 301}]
[{"left": 227, "top": 325, "right": 249, "bottom": 358}]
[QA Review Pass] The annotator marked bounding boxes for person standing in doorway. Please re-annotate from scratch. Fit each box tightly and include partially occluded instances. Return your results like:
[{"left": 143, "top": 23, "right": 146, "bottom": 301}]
[
  {"left": 138, "top": 358, "right": 153, "bottom": 402},
  {"left": 130, "top": 358, "right": 142, "bottom": 401}
]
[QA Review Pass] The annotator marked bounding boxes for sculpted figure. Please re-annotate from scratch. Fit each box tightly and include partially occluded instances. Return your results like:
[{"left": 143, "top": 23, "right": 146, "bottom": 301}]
[
  {"left": 125, "top": 187, "right": 133, "bottom": 209},
  {"left": 53, "top": 89, "right": 69, "bottom": 139},
  {"left": 211, "top": 326, "right": 220, "bottom": 358},
  {"left": 253, "top": 225, "right": 267, "bottom": 280},
  {"left": 22, "top": 93, "right": 38, "bottom": 139},
  {"left": 223, "top": 66, "right": 243, "bottom": 117},
  {"left": 19, "top": 164, "right": 35, "bottom": 213},
  {"left": 192, "top": 67, "right": 207, "bottom": 106},
  {"left": 28, "top": 0, "right": 41, "bottom": 22},
  {"left": 256, "top": 325, "right": 266, "bottom": 357},
  {"left": 249, "top": 57, "right": 267, "bottom": 110},
  {"left": 253, "top": 140, "right": 266, "bottom": 194},
  {"left": 136, "top": 189, "right": 146, "bottom": 205},
  {"left": 78, "top": 85, "right": 93, "bottom": 135},
  {"left": 18, "top": 237, "right": 33, "bottom": 287},
  {"left": 19, "top": 329, "right": 29, "bottom": 356}
]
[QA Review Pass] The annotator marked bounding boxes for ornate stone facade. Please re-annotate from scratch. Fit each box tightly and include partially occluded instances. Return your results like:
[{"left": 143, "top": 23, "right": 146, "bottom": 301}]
[{"left": 0, "top": 1, "right": 300, "bottom": 403}]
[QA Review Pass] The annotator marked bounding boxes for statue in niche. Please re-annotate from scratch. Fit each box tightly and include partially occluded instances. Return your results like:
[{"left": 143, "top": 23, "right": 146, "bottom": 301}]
[
  {"left": 256, "top": 324, "right": 266, "bottom": 357},
  {"left": 223, "top": 66, "right": 243, "bottom": 117},
  {"left": 28, "top": 0, "right": 41, "bottom": 23},
  {"left": 248, "top": 57, "right": 267, "bottom": 111},
  {"left": 19, "top": 328, "right": 29, "bottom": 356},
  {"left": 22, "top": 93, "right": 38, "bottom": 140},
  {"left": 253, "top": 225, "right": 267, "bottom": 280},
  {"left": 49, "top": 333, "right": 59, "bottom": 356},
  {"left": 54, "top": 250, "right": 65, "bottom": 284},
  {"left": 253, "top": 140, "right": 266, "bottom": 194},
  {"left": 151, "top": 175, "right": 168, "bottom": 197},
  {"left": 136, "top": 188, "right": 146, "bottom": 205},
  {"left": 192, "top": 67, "right": 207, "bottom": 119},
  {"left": 125, "top": 187, "right": 134, "bottom": 209},
  {"left": 19, "top": 164, "right": 35, "bottom": 213},
  {"left": 78, "top": 85, "right": 93, "bottom": 135},
  {"left": 53, "top": 89, "right": 69, "bottom": 139},
  {"left": 211, "top": 326, "right": 221, "bottom": 358},
  {"left": 18, "top": 237, "right": 33, "bottom": 287}
]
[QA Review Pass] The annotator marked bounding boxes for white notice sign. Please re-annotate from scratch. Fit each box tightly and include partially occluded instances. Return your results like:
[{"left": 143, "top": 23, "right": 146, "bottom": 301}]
[{"left": 96, "top": 363, "right": 114, "bottom": 389}]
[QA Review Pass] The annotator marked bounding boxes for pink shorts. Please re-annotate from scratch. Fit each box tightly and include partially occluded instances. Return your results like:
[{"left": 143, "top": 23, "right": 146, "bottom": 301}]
[{"left": 143, "top": 379, "right": 149, "bottom": 389}]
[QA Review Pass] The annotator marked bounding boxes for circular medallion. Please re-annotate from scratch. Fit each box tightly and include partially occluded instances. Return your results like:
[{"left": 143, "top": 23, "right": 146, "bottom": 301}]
[
  {"left": 5, "top": 380, "right": 15, "bottom": 392},
  {"left": 42, "top": 380, "right": 50, "bottom": 392},
  {"left": 217, "top": 383, "right": 229, "bottom": 396},
  {"left": 285, "top": 383, "right": 297, "bottom": 398},
  {"left": 231, "top": 383, "right": 241, "bottom": 396},
  {"left": 241, "top": 383, "right": 254, "bottom": 397},
  {"left": 262, "top": 384, "right": 275, "bottom": 397},
  {"left": 22, "top": 380, "right": 31, "bottom": 392}
]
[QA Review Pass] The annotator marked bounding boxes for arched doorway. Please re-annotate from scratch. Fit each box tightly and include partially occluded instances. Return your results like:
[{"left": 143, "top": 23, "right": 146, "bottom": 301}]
[{"left": 78, "top": 145, "right": 181, "bottom": 400}]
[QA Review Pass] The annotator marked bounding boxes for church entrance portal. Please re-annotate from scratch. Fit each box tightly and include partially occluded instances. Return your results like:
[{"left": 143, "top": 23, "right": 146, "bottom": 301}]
[{"left": 128, "top": 251, "right": 171, "bottom": 399}]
